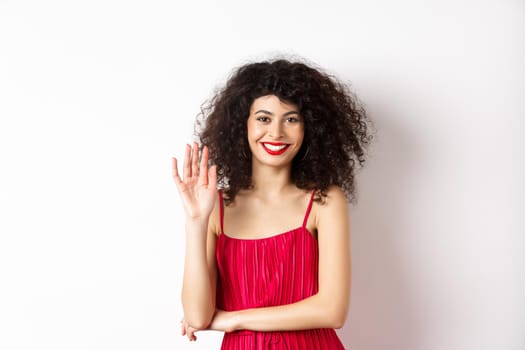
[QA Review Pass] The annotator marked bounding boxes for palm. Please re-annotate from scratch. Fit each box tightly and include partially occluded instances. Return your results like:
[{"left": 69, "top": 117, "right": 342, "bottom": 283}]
[{"left": 172, "top": 143, "right": 217, "bottom": 219}]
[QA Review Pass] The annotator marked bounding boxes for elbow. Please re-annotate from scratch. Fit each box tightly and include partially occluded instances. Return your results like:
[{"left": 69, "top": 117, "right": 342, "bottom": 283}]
[
  {"left": 321, "top": 297, "right": 348, "bottom": 329},
  {"left": 182, "top": 301, "right": 215, "bottom": 330},
  {"left": 330, "top": 313, "right": 347, "bottom": 329},
  {"left": 181, "top": 293, "right": 215, "bottom": 330},
  {"left": 317, "top": 290, "right": 349, "bottom": 329},
  {"left": 324, "top": 308, "right": 347, "bottom": 329},
  {"left": 184, "top": 314, "right": 213, "bottom": 330}
]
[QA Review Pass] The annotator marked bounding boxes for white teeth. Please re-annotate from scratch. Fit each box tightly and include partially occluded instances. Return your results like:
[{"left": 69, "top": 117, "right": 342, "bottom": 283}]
[{"left": 263, "top": 143, "right": 287, "bottom": 151}]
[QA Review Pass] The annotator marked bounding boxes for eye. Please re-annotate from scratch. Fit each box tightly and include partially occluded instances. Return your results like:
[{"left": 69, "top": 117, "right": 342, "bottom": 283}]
[
  {"left": 256, "top": 116, "right": 270, "bottom": 123},
  {"left": 285, "top": 117, "right": 301, "bottom": 123}
]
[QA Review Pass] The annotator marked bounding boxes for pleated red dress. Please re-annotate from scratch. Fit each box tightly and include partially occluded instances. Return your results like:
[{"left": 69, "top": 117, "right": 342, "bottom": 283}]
[{"left": 216, "top": 190, "right": 346, "bottom": 349}]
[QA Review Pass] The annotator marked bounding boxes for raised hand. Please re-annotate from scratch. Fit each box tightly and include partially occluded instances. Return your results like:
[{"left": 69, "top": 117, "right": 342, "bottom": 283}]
[{"left": 172, "top": 142, "right": 218, "bottom": 220}]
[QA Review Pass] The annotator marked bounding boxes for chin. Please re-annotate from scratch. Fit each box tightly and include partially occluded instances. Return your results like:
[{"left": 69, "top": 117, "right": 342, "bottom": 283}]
[{"left": 254, "top": 153, "right": 299, "bottom": 168}]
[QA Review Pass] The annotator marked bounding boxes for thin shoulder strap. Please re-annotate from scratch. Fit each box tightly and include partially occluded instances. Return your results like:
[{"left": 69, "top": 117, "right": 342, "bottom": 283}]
[
  {"left": 302, "top": 189, "right": 316, "bottom": 228},
  {"left": 218, "top": 190, "right": 224, "bottom": 234}
]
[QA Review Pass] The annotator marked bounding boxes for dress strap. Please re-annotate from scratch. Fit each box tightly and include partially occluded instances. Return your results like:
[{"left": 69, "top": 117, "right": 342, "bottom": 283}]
[
  {"left": 218, "top": 190, "right": 224, "bottom": 234},
  {"left": 302, "top": 189, "right": 316, "bottom": 228}
]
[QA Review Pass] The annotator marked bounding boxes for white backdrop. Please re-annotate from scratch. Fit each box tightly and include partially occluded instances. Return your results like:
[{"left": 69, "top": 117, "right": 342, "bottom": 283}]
[{"left": 0, "top": 1, "right": 523, "bottom": 349}]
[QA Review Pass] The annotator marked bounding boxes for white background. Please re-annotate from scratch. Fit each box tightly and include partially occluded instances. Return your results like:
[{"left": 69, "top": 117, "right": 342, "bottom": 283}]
[{"left": 1, "top": 1, "right": 524, "bottom": 349}]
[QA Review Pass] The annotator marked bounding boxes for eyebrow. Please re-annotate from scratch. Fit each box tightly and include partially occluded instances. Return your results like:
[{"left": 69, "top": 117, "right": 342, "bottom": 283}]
[{"left": 254, "top": 109, "right": 300, "bottom": 116}]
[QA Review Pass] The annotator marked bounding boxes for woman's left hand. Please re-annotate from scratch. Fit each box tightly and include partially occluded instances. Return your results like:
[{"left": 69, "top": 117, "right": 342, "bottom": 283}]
[
  {"left": 208, "top": 309, "right": 239, "bottom": 333},
  {"left": 181, "top": 318, "right": 199, "bottom": 341}
]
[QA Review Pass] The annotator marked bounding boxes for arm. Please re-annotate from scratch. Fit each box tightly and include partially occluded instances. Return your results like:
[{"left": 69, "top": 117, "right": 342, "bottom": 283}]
[
  {"left": 210, "top": 186, "right": 351, "bottom": 332},
  {"left": 173, "top": 143, "right": 219, "bottom": 330},
  {"left": 181, "top": 209, "right": 218, "bottom": 330}
]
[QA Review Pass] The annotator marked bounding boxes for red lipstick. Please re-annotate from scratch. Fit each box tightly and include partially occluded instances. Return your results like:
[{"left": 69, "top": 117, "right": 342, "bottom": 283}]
[{"left": 261, "top": 142, "right": 290, "bottom": 156}]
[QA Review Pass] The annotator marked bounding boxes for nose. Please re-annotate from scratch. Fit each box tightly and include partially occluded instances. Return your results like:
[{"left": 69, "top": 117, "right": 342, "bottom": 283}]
[{"left": 268, "top": 120, "right": 283, "bottom": 138}]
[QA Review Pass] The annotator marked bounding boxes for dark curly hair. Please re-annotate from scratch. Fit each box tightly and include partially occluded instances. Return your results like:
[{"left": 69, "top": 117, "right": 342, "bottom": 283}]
[{"left": 196, "top": 58, "right": 374, "bottom": 205}]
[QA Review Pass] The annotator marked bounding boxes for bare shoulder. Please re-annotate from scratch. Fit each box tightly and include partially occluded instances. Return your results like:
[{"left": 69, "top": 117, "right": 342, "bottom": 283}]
[
  {"left": 312, "top": 185, "right": 350, "bottom": 231},
  {"left": 316, "top": 185, "right": 348, "bottom": 212}
]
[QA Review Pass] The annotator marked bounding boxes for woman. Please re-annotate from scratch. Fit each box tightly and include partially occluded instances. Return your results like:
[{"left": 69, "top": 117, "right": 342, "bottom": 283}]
[{"left": 172, "top": 58, "right": 373, "bottom": 349}]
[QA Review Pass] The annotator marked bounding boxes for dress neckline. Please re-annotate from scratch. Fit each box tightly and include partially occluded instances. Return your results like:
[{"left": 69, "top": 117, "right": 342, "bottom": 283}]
[
  {"left": 218, "top": 189, "right": 317, "bottom": 242},
  {"left": 219, "top": 226, "right": 316, "bottom": 242}
]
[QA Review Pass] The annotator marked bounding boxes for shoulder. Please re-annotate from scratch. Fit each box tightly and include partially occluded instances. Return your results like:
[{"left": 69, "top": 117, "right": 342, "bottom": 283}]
[
  {"left": 316, "top": 185, "right": 348, "bottom": 210},
  {"left": 313, "top": 185, "right": 349, "bottom": 228}
]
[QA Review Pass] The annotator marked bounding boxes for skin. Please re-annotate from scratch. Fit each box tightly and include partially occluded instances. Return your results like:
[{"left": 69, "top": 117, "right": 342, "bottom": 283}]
[
  {"left": 173, "top": 95, "right": 351, "bottom": 342},
  {"left": 247, "top": 95, "right": 304, "bottom": 174}
]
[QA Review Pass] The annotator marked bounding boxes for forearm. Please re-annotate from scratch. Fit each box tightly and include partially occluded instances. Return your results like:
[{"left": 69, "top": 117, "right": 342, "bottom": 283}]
[
  {"left": 234, "top": 292, "right": 348, "bottom": 332},
  {"left": 181, "top": 217, "right": 215, "bottom": 329}
]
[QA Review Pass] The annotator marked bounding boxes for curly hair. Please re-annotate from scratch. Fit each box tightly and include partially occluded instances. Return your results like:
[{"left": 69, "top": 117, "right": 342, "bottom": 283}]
[{"left": 196, "top": 58, "right": 375, "bottom": 205}]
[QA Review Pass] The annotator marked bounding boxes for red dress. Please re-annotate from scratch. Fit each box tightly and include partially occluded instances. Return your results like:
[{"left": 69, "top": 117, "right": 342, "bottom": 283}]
[{"left": 216, "top": 190, "right": 346, "bottom": 349}]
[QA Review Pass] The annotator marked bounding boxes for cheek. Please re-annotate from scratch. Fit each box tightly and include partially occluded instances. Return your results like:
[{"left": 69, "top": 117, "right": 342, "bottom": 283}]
[
  {"left": 293, "top": 127, "right": 305, "bottom": 145},
  {"left": 247, "top": 122, "right": 264, "bottom": 141}
]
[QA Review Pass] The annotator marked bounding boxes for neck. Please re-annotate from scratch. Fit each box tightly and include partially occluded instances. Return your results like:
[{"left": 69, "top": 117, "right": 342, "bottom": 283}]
[{"left": 250, "top": 162, "right": 294, "bottom": 197}]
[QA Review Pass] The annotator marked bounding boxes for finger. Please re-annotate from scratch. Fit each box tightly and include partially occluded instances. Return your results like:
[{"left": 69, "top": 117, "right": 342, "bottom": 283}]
[
  {"left": 197, "top": 146, "right": 209, "bottom": 187},
  {"left": 181, "top": 321, "right": 185, "bottom": 336},
  {"left": 191, "top": 142, "right": 199, "bottom": 180},
  {"left": 188, "top": 327, "right": 197, "bottom": 341},
  {"left": 183, "top": 144, "right": 191, "bottom": 180},
  {"left": 209, "top": 164, "right": 218, "bottom": 190},
  {"left": 172, "top": 158, "right": 183, "bottom": 187}
]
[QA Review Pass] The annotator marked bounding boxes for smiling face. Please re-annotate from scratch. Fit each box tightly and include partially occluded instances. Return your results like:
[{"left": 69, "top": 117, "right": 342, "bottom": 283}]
[{"left": 247, "top": 95, "right": 305, "bottom": 169}]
